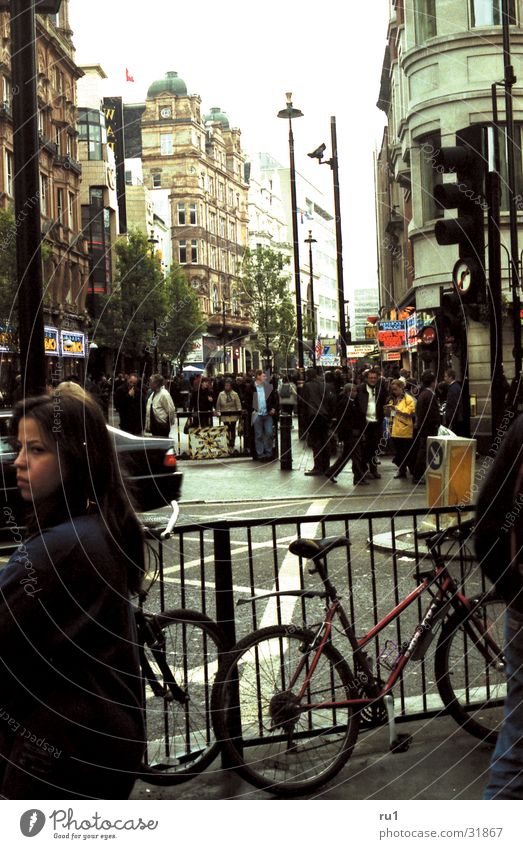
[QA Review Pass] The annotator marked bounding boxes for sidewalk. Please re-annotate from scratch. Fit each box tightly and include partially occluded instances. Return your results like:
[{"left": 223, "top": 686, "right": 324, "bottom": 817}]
[{"left": 131, "top": 714, "right": 493, "bottom": 800}]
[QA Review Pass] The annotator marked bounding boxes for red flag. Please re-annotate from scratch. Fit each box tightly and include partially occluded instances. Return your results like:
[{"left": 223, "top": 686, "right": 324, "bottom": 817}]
[{"left": 125, "top": 68, "right": 135, "bottom": 82}]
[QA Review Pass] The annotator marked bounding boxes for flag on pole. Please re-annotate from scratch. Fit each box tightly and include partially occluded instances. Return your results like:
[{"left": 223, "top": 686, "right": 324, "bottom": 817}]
[
  {"left": 125, "top": 68, "right": 135, "bottom": 82},
  {"left": 315, "top": 335, "right": 323, "bottom": 360}
]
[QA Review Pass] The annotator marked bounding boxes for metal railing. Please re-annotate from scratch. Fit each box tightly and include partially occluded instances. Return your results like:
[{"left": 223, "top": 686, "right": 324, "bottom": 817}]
[{"left": 150, "top": 504, "right": 483, "bottom": 727}]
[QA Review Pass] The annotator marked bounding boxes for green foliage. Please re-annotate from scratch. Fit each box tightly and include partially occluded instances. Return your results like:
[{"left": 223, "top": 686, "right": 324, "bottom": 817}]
[
  {"left": 157, "top": 263, "right": 205, "bottom": 368},
  {"left": 239, "top": 245, "right": 296, "bottom": 364},
  {"left": 0, "top": 208, "right": 18, "bottom": 328},
  {"left": 93, "top": 230, "right": 167, "bottom": 359}
]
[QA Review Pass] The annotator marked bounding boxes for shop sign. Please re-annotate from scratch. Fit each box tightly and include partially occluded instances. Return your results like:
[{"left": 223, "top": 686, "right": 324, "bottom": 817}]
[
  {"left": 0, "top": 325, "right": 17, "bottom": 353},
  {"left": 378, "top": 320, "right": 406, "bottom": 349},
  {"left": 406, "top": 313, "right": 424, "bottom": 349},
  {"left": 346, "top": 344, "right": 379, "bottom": 357},
  {"left": 364, "top": 325, "right": 379, "bottom": 340},
  {"left": 185, "top": 336, "right": 204, "bottom": 363},
  {"left": 60, "top": 330, "right": 86, "bottom": 358},
  {"left": 384, "top": 351, "right": 401, "bottom": 361},
  {"left": 44, "top": 326, "right": 59, "bottom": 356}
]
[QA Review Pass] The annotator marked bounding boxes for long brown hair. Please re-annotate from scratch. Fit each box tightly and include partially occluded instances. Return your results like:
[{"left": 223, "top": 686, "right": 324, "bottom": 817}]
[{"left": 12, "top": 388, "right": 144, "bottom": 593}]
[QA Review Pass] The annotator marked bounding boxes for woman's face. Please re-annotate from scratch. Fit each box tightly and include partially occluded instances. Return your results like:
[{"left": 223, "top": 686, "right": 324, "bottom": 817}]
[
  {"left": 391, "top": 384, "right": 403, "bottom": 397},
  {"left": 14, "top": 417, "right": 62, "bottom": 503}
]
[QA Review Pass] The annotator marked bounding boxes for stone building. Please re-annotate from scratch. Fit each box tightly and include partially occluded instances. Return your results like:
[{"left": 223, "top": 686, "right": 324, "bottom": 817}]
[
  {"left": 124, "top": 72, "right": 251, "bottom": 373},
  {"left": 375, "top": 0, "right": 523, "bottom": 445},
  {"left": 0, "top": 1, "right": 90, "bottom": 388}
]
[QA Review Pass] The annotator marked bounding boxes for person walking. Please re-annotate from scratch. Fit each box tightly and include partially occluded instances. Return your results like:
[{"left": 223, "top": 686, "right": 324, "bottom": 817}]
[
  {"left": 354, "top": 367, "right": 388, "bottom": 479},
  {"left": 278, "top": 376, "right": 298, "bottom": 427},
  {"left": 411, "top": 370, "right": 441, "bottom": 483},
  {"left": 216, "top": 378, "right": 242, "bottom": 451},
  {"left": 475, "top": 412, "right": 523, "bottom": 799},
  {"left": 444, "top": 368, "right": 466, "bottom": 436},
  {"left": 385, "top": 379, "right": 417, "bottom": 478},
  {"left": 189, "top": 377, "right": 215, "bottom": 428},
  {"left": 251, "top": 370, "right": 278, "bottom": 461},
  {"left": 0, "top": 388, "right": 145, "bottom": 798},
  {"left": 145, "top": 374, "right": 176, "bottom": 437},
  {"left": 114, "top": 373, "right": 146, "bottom": 435},
  {"left": 302, "top": 368, "right": 336, "bottom": 476},
  {"left": 325, "top": 383, "right": 367, "bottom": 485}
]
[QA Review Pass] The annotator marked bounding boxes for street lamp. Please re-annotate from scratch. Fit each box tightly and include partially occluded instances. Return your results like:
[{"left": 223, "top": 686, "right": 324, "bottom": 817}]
[
  {"left": 308, "top": 116, "right": 348, "bottom": 367},
  {"left": 304, "top": 230, "right": 317, "bottom": 367},
  {"left": 277, "top": 93, "right": 304, "bottom": 370},
  {"left": 147, "top": 233, "right": 160, "bottom": 371}
]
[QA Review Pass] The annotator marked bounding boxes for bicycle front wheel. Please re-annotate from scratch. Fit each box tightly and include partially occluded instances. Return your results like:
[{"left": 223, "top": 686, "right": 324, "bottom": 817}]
[
  {"left": 212, "top": 625, "right": 360, "bottom": 795},
  {"left": 435, "top": 595, "right": 506, "bottom": 744},
  {"left": 139, "top": 609, "right": 226, "bottom": 785}
]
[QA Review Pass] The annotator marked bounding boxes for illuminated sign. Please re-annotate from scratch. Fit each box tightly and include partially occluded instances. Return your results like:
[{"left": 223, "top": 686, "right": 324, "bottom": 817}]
[
  {"left": 60, "top": 330, "right": 86, "bottom": 358},
  {"left": 44, "top": 326, "right": 59, "bottom": 356},
  {"left": 0, "top": 326, "right": 17, "bottom": 353},
  {"left": 378, "top": 320, "right": 406, "bottom": 349}
]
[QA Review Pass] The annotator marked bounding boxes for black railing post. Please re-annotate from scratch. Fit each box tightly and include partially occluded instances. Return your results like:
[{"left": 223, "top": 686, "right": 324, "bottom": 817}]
[{"left": 280, "top": 412, "right": 293, "bottom": 469}]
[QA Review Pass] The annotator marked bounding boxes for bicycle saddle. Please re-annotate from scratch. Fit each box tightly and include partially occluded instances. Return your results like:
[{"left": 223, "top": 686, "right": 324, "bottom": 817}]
[{"left": 289, "top": 536, "right": 350, "bottom": 561}]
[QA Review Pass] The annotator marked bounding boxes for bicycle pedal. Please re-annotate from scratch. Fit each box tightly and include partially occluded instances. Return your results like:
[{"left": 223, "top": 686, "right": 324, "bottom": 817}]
[{"left": 390, "top": 733, "right": 411, "bottom": 753}]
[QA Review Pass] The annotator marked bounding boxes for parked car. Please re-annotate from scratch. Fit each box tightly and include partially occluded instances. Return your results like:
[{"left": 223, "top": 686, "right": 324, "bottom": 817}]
[{"left": 0, "top": 410, "right": 183, "bottom": 546}]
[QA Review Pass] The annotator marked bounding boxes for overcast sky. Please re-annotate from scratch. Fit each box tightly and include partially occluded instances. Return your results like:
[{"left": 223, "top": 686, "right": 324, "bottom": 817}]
[{"left": 69, "top": 0, "right": 389, "bottom": 295}]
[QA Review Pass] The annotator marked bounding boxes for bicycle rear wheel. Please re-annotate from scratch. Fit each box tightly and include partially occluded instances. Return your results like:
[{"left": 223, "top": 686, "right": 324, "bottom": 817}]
[
  {"left": 212, "top": 625, "right": 360, "bottom": 796},
  {"left": 138, "top": 609, "right": 226, "bottom": 785},
  {"left": 435, "top": 595, "right": 506, "bottom": 744}
]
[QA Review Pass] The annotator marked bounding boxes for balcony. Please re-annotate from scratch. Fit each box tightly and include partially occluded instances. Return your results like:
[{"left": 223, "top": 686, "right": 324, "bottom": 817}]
[
  {"left": 0, "top": 101, "right": 12, "bottom": 120},
  {"left": 54, "top": 153, "right": 82, "bottom": 175},
  {"left": 207, "top": 308, "right": 251, "bottom": 339},
  {"left": 38, "top": 133, "right": 58, "bottom": 157}
]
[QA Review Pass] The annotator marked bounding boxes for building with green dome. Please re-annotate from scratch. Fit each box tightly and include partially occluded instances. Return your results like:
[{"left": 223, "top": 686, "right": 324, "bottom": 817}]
[{"left": 134, "top": 72, "right": 251, "bottom": 372}]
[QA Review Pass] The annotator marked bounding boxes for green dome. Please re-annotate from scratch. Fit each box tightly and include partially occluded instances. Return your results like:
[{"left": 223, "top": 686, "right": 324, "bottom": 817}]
[
  {"left": 147, "top": 71, "right": 187, "bottom": 99},
  {"left": 205, "top": 107, "right": 230, "bottom": 129}
]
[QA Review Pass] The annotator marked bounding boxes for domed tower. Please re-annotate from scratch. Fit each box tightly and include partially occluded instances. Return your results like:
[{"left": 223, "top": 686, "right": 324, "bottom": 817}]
[{"left": 140, "top": 75, "right": 250, "bottom": 372}]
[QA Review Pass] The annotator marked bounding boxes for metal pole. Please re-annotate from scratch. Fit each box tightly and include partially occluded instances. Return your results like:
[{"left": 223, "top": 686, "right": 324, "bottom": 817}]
[
  {"left": 501, "top": 0, "right": 522, "bottom": 378},
  {"left": 288, "top": 118, "right": 304, "bottom": 370},
  {"left": 12, "top": 0, "right": 46, "bottom": 396},
  {"left": 304, "top": 230, "right": 317, "bottom": 367},
  {"left": 330, "top": 117, "right": 347, "bottom": 365},
  {"left": 222, "top": 301, "right": 226, "bottom": 375},
  {"left": 488, "top": 86, "right": 504, "bottom": 439}
]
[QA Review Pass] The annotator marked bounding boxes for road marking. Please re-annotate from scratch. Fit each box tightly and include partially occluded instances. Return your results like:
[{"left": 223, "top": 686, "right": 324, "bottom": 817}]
[
  {"left": 160, "top": 536, "right": 297, "bottom": 576},
  {"left": 260, "top": 499, "right": 329, "bottom": 628}
]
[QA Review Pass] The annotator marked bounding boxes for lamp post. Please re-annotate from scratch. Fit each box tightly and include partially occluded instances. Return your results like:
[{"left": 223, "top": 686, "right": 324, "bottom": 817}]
[
  {"left": 277, "top": 93, "right": 304, "bottom": 370},
  {"left": 147, "top": 232, "right": 160, "bottom": 371},
  {"left": 304, "top": 230, "right": 317, "bottom": 367},
  {"left": 308, "top": 116, "right": 348, "bottom": 368}
]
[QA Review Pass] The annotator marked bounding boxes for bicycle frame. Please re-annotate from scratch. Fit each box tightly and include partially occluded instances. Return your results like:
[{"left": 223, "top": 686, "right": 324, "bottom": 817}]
[{"left": 281, "top": 561, "right": 494, "bottom": 713}]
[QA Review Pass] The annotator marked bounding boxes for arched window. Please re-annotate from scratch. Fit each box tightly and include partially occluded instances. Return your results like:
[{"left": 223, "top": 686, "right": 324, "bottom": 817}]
[{"left": 212, "top": 285, "right": 219, "bottom": 313}]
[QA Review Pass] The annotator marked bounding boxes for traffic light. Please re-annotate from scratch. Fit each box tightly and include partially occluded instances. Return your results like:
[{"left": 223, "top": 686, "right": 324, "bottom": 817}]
[{"left": 433, "top": 126, "right": 487, "bottom": 303}]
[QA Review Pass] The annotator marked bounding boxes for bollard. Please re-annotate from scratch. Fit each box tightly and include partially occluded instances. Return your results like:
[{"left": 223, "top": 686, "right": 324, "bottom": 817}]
[{"left": 280, "top": 412, "right": 293, "bottom": 470}]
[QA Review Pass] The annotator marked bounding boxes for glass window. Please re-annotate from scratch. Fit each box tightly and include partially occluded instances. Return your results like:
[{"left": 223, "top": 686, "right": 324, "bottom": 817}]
[
  {"left": 3, "top": 76, "right": 11, "bottom": 107},
  {"left": 178, "top": 203, "right": 186, "bottom": 225},
  {"left": 160, "top": 133, "right": 173, "bottom": 156},
  {"left": 56, "top": 188, "right": 64, "bottom": 222},
  {"left": 414, "top": 0, "right": 436, "bottom": 43},
  {"left": 40, "top": 174, "right": 49, "bottom": 215},
  {"left": 68, "top": 192, "right": 75, "bottom": 228},
  {"left": 189, "top": 203, "right": 197, "bottom": 225},
  {"left": 219, "top": 216, "right": 226, "bottom": 237},
  {"left": 152, "top": 173, "right": 161, "bottom": 188},
  {"left": 208, "top": 177, "right": 214, "bottom": 196},
  {"left": 5, "top": 150, "right": 13, "bottom": 197},
  {"left": 77, "top": 109, "right": 105, "bottom": 160},
  {"left": 212, "top": 285, "right": 219, "bottom": 312},
  {"left": 191, "top": 240, "right": 198, "bottom": 263},
  {"left": 418, "top": 131, "right": 444, "bottom": 223},
  {"left": 498, "top": 124, "right": 523, "bottom": 210},
  {"left": 471, "top": 0, "right": 516, "bottom": 26},
  {"left": 209, "top": 211, "right": 216, "bottom": 234},
  {"left": 179, "top": 239, "right": 187, "bottom": 263}
]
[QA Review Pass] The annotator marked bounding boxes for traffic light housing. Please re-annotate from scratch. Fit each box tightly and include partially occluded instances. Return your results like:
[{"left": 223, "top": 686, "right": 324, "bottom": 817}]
[{"left": 434, "top": 126, "right": 487, "bottom": 303}]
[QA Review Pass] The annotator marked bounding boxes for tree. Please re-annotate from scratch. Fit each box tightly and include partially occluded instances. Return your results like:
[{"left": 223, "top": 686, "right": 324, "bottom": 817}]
[
  {"left": 94, "top": 229, "right": 167, "bottom": 366},
  {"left": 157, "top": 263, "right": 205, "bottom": 370},
  {"left": 0, "top": 209, "right": 18, "bottom": 329},
  {"left": 239, "top": 245, "right": 296, "bottom": 368}
]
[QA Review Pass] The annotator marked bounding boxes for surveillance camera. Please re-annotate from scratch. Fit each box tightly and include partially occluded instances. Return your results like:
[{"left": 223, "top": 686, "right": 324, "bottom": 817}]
[{"left": 308, "top": 143, "right": 326, "bottom": 161}]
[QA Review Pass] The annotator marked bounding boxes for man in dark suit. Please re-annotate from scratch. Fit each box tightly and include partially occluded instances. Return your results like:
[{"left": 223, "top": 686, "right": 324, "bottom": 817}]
[
  {"left": 302, "top": 368, "right": 336, "bottom": 476},
  {"left": 412, "top": 370, "right": 441, "bottom": 483},
  {"left": 354, "top": 367, "right": 388, "bottom": 479},
  {"left": 444, "top": 368, "right": 466, "bottom": 436}
]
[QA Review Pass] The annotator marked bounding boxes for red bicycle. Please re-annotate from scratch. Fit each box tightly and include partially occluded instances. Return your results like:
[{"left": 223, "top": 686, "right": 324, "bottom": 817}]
[{"left": 212, "top": 519, "right": 506, "bottom": 795}]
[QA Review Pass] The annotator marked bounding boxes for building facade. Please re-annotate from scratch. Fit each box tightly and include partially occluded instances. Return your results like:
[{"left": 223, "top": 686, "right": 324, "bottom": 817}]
[
  {"left": 127, "top": 72, "right": 251, "bottom": 373},
  {"left": 375, "top": 0, "right": 523, "bottom": 442},
  {"left": 0, "top": 2, "right": 90, "bottom": 391}
]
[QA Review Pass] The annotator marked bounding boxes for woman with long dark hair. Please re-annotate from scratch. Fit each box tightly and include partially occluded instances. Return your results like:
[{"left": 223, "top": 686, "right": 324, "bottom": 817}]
[{"left": 0, "top": 388, "right": 145, "bottom": 799}]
